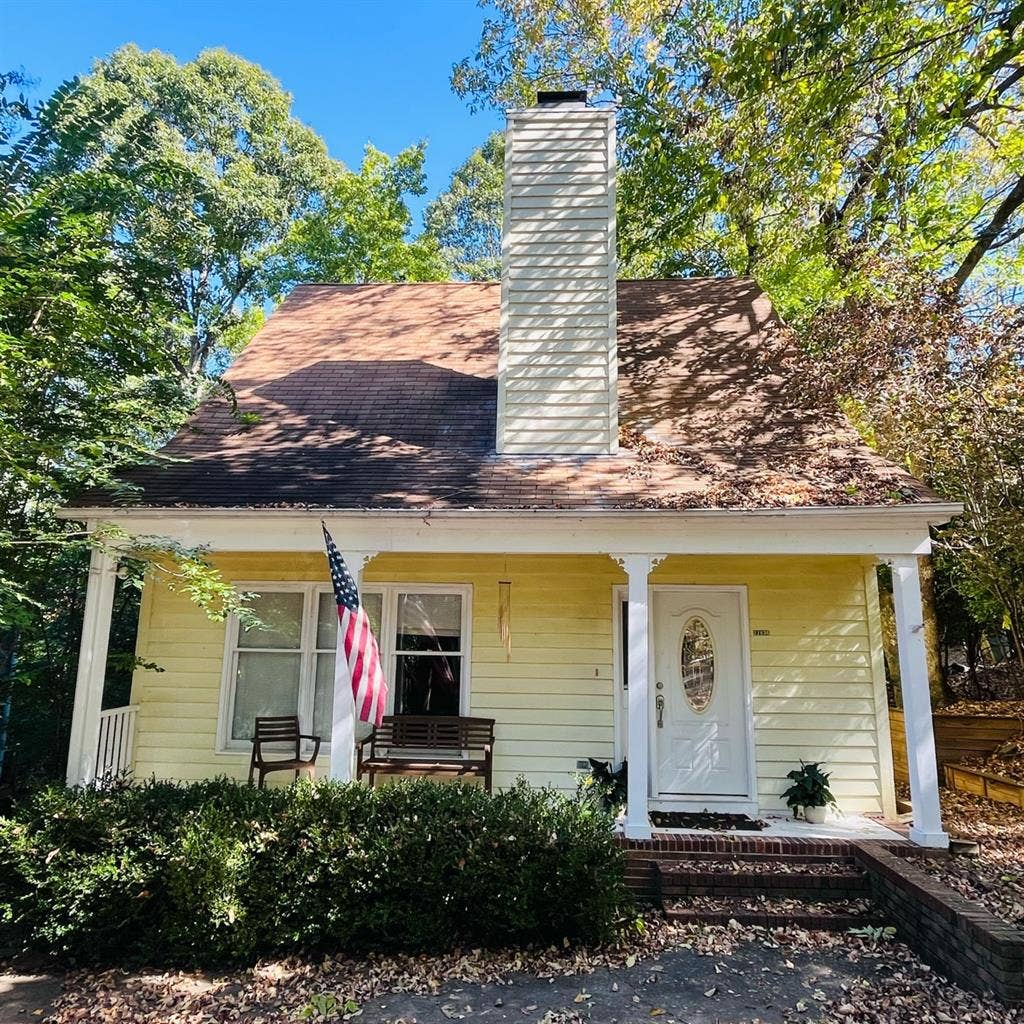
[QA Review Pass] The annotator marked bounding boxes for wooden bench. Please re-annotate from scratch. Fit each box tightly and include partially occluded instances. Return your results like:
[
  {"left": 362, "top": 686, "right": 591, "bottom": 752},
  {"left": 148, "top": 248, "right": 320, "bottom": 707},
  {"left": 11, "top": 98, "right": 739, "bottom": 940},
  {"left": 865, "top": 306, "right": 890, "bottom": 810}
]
[{"left": 357, "top": 715, "right": 496, "bottom": 791}]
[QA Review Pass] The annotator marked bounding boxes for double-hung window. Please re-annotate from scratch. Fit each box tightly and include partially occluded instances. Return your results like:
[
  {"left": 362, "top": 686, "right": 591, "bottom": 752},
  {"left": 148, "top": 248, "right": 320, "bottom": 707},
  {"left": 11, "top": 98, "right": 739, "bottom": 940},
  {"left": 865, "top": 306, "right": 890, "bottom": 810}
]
[{"left": 219, "top": 582, "right": 470, "bottom": 752}]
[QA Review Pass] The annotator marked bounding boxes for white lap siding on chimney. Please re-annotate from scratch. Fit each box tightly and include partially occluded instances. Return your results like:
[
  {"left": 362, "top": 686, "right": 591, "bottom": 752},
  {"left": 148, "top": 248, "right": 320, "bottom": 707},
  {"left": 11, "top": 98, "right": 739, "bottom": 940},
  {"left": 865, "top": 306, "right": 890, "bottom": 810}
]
[{"left": 497, "top": 104, "right": 618, "bottom": 455}]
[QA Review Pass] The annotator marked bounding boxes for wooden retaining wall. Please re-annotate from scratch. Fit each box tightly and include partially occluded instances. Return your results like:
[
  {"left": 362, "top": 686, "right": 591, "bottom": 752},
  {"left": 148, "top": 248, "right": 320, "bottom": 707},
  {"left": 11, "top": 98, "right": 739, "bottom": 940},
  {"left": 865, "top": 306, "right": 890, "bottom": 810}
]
[
  {"left": 945, "top": 763, "right": 1024, "bottom": 809},
  {"left": 889, "top": 708, "right": 1023, "bottom": 786}
]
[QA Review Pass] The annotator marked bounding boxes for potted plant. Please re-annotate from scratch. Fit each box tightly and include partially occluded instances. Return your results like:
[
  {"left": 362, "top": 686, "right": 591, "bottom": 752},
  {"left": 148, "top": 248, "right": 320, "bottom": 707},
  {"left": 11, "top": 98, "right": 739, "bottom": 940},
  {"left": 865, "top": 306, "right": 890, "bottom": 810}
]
[{"left": 781, "top": 761, "right": 837, "bottom": 823}]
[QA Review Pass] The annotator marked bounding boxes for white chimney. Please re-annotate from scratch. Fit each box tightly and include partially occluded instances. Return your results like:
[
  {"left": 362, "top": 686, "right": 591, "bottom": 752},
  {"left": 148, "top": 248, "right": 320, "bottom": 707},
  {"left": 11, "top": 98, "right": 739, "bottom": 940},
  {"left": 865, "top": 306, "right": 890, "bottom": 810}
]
[{"left": 497, "top": 91, "right": 617, "bottom": 455}]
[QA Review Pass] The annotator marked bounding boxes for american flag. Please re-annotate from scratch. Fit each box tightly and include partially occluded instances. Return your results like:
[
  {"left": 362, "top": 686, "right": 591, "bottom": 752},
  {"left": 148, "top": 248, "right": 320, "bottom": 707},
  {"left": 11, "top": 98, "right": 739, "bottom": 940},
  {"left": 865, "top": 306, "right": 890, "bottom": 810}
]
[{"left": 322, "top": 525, "right": 388, "bottom": 727}]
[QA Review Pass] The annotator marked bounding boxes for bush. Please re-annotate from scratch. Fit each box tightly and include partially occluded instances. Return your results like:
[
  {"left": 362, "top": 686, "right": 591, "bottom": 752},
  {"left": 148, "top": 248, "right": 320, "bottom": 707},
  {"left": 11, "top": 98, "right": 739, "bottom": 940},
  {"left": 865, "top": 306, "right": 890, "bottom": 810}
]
[{"left": 0, "top": 777, "right": 629, "bottom": 965}]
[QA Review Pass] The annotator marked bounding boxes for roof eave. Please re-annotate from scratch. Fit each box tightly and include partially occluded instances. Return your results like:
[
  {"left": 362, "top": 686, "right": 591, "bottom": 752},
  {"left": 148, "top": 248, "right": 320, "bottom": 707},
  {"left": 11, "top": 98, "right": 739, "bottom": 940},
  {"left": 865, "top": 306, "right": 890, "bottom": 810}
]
[{"left": 57, "top": 501, "right": 963, "bottom": 526}]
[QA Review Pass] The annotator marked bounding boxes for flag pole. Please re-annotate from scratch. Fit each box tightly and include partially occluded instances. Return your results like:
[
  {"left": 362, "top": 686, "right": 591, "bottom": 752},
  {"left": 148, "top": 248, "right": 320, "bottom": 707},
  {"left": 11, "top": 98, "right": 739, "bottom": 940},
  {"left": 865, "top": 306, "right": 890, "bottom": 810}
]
[{"left": 322, "top": 521, "right": 357, "bottom": 783}]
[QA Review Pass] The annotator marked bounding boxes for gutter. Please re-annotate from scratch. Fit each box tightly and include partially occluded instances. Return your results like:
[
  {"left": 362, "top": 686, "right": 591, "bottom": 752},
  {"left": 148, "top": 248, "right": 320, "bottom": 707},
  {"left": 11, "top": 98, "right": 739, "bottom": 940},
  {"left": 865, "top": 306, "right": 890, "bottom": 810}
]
[{"left": 57, "top": 502, "right": 964, "bottom": 525}]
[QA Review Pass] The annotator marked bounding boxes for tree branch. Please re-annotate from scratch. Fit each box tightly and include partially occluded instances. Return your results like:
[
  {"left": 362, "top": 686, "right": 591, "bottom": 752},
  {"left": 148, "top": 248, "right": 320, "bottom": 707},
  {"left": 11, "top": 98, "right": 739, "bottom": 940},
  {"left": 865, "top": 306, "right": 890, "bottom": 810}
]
[{"left": 949, "top": 173, "right": 1024, "bottom": 292}]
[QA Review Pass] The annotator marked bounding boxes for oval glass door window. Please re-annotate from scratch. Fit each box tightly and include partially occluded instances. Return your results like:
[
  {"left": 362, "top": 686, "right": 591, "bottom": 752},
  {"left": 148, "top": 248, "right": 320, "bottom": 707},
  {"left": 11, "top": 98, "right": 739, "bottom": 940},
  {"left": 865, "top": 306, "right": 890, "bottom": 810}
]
[{"left": 680, "top": 617, "right": 715, "bottom": 712}]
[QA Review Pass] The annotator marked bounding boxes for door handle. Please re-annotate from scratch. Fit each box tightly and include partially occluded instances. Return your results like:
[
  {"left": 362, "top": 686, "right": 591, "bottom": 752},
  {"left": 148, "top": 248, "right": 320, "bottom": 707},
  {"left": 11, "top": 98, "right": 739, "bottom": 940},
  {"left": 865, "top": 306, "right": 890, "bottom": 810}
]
[{"left": 656, "top": 695, "right": 665, "bottom": 728}]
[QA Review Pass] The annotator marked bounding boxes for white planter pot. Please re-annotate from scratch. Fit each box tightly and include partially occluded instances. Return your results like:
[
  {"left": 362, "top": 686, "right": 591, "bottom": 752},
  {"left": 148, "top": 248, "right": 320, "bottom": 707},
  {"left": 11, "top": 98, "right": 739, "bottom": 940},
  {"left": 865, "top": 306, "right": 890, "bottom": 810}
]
[{"left": 803, "top": 805, "right": 828, "bottom": 824}]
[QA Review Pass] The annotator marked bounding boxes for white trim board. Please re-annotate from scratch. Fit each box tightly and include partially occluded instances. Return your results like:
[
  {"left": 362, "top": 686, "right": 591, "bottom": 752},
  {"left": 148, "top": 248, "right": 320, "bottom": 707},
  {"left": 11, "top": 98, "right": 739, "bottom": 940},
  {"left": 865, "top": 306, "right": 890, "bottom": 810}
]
[{"left": 60, "top": 506, "right": 959, "bottom": 556}]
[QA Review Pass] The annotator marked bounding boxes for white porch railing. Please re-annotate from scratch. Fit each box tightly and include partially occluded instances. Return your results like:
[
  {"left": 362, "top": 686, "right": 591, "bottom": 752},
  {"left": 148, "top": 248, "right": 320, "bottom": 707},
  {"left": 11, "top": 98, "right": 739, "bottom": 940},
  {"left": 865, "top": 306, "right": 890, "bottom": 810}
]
[{"left": 95, "top": 704, "right": 138, "bottom": 782}]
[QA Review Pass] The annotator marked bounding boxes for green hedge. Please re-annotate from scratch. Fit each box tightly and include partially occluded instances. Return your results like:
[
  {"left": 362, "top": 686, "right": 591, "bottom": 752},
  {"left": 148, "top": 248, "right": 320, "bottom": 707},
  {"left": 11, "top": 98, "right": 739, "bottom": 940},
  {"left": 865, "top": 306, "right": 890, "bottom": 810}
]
[{"left": 0, "top": 777, "right": 629, "bottom": 965}]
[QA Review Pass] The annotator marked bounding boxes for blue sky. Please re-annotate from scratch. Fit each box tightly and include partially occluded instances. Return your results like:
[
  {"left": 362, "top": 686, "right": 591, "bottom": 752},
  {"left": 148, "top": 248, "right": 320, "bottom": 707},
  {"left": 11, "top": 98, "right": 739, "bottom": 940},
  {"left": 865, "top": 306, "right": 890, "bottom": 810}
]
[{"left": 0, "top": 0, "right": 502, "bottom": 220}]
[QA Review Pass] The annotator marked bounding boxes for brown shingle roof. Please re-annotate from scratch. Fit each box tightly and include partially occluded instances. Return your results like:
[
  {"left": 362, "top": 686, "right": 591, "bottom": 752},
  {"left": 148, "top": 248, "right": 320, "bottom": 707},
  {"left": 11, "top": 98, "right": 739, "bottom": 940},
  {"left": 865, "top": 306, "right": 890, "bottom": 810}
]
[{"left": 78, "top": 278, "right": 938, "bottom": 511}]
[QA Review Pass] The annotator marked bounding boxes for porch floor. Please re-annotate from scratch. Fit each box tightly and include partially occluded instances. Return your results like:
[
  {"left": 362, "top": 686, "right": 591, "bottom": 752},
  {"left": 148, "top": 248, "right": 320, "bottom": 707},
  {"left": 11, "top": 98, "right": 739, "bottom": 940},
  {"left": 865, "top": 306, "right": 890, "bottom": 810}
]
[{"left": 621, "top": 813, "right": 909, "bottom": 843}]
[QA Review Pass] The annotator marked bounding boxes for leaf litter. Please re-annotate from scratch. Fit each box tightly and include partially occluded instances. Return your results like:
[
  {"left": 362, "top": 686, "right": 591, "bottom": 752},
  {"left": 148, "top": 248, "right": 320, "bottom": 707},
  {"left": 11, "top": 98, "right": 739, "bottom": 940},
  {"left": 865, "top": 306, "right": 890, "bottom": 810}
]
[{"left": 38, "top": 915, "right": 1023, "bottom": 1024}]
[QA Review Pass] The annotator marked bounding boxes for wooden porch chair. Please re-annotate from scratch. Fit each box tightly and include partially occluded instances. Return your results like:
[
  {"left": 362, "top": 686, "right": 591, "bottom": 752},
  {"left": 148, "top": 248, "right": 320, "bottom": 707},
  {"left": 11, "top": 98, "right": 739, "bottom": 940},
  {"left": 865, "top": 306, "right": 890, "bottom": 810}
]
[{"left": 248, "top": 715, "right": 321, "bottom": 789}]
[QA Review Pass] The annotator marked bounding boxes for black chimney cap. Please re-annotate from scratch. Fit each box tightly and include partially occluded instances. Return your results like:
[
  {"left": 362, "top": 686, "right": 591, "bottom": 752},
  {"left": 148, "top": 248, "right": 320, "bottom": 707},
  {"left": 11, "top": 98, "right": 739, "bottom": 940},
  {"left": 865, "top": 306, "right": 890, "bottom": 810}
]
[{"left": 536, "top": 89, "right": 587, "bottom": 105}]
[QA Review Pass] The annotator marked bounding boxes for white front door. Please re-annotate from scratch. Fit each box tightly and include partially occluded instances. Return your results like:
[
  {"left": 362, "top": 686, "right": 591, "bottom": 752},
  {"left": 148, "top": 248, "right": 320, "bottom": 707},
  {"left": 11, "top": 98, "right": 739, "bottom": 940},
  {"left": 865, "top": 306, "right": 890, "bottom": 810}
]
[{"left": 653, "top": 589, "right": 751, "bottom": 799}]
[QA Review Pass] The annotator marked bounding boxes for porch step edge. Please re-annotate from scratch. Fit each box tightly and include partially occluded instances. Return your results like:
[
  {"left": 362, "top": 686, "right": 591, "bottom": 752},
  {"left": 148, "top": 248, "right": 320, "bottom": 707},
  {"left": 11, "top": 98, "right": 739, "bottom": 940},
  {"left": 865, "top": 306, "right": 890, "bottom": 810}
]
[
  {"left": 657, "top": 870, "right": 869, "bottom": 900},
  {"left": 663, "top": 908, "right": 876, "bottom": 931}
]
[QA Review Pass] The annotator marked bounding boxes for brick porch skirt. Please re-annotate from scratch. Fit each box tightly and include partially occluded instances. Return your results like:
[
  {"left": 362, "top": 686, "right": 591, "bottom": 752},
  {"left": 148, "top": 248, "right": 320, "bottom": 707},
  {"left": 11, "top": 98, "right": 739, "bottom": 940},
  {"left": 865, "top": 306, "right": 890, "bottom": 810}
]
[{"left": 855, "top": 842, "right": 1024, "bottom": 1006}]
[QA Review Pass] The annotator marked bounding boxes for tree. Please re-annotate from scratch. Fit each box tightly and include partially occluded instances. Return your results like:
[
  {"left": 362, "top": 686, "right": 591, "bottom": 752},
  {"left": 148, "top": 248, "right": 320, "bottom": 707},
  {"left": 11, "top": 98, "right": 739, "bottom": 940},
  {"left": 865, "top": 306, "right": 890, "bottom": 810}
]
[
  {"left": 454, "top": 0, "right": 1024, "bottom": 315},
  {"left": 455, "top": 2, "right": 1024, "bottom": 695},
  {"left": 281, "top": 143, "right": 446, "bottom": 284},
  {"left": 799, "top": 262, "right": 1024, "bottom": 677},
  {"left": 0, "top": 71, "right": 195, "bottom": 778},
  {"left": 41, "top": 45, "right": 333, "bottom": 375},
  {"left": 425, "top": 132, "right": 504, "bottom": 280},
  {"left": 1, "top": 49, "right": 453, "bottom": 779}
]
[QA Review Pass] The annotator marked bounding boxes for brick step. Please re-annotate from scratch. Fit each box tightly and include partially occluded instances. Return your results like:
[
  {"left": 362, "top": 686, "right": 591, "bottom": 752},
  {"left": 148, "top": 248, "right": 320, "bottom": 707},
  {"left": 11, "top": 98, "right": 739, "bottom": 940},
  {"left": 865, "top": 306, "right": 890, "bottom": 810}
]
[
  {"left": 620, "top": 835, "right": 858, "bottom": 858},
  {"left": 624, "top": 848, "right": 858, "bottom": 867},
  {"left": 657, "top": 868, "right": 869, "bottom": 901},
  {"left": 663, "top": 906, "right": 874, "bottom": 931}
]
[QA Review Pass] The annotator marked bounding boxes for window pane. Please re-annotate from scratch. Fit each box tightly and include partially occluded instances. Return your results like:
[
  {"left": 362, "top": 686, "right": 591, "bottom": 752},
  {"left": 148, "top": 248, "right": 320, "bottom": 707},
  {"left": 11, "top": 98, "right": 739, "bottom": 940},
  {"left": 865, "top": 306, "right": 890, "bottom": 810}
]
[
  {"left": 620, "top": 599, "right": 629, "bottom": 690},
  {"left": 396, "top": 593, "right": 462, "bottom": 653},
  {"left": 314, "top": 653, "right": 372, "bottom": 743},
  {"left": 237, "top": 592, "right": 303, "bottom": 649},
  {"left": 316, "top": 590, "right": 382, "bottom": 649},
  {"left": 394, "top": 654, "right": 461, "bottom": 715},
  {"left": 313, "top": 652, "right": 333, "bottom": 740},
  {"left": 232, "top": 652, "right": 301, "bottom": 740},
  {"left": 681, "top": 617, "right": 715, "bottom": 713}
]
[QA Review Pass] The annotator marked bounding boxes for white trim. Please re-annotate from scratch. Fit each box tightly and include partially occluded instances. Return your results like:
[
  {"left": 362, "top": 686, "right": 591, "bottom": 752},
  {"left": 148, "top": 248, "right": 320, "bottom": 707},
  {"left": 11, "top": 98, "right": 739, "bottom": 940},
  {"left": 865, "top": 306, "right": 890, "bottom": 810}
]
[
  {"left": 887, "top": 555, "right": 948, "bottom": 848},
  {"left": 66, "top": 547, "right": 118, "bottom": 786},
  {"left": 649, "top": 797, "right": 761, "bottom": 815},
  {"left": 864, "top": 561, "right": 898, "bottom": 818},
  {"left": 216, "top": 581, "right": 474, "bottom": 755},
  {"left": 59, "top": 504, "right": 963, "bottom": 523},
  {"left": 217, "top": 582, "right": 315, "bottom": 754},
  {"left": 612, "top": 584, "right": 626, "bottom": 763},
  {"left": 495, "top": 106, "right": 513, "bottom": 454},
  {"left": 617, "top": 553, "right": 659, "bottom": 840},
  {"left": 605, "top": 107, "right": 619, "bottom": 453},
  {"left": 55, "top": 509, "right": 957, "bottom": 561},
  {"left": 649, "top": 585, "right": 758, "bottom": 812}
]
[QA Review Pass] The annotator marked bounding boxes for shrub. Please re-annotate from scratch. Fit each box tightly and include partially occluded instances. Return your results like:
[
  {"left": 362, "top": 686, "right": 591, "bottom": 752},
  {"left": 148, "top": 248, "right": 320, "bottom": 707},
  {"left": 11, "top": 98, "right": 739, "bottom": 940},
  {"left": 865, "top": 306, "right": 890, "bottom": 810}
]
[{"left": 0, "top": 777, "right": 629, "bottom": 965}]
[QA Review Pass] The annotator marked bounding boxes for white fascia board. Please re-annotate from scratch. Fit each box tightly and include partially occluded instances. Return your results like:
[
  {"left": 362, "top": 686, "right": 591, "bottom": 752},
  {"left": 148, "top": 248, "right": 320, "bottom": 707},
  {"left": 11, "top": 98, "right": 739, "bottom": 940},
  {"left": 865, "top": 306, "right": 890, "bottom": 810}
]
[{"left": 56, "top": 503, "right": 961, "bottom": 556}]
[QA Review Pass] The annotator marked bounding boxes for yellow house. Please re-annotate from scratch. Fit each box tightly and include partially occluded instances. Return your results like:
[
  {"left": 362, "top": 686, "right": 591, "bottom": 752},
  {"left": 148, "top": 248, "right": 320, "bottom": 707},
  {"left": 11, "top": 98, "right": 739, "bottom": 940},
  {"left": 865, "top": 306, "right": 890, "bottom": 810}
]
[{"left": 61, "top": 92, "right": 957, "bottom": 847}]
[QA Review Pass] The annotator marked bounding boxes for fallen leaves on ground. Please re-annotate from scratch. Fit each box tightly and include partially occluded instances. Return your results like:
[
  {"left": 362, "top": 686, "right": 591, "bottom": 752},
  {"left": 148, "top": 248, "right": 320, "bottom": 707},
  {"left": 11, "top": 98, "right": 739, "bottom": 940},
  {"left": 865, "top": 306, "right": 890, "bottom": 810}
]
[
  {"left": 33, "top": 792, "right": 1024, "bottom": 1024},
  {"left": 662, "top": 857, "right": 853, "bottom": 875},
  {"left": 667, "top": 895, "right": 872, "bottom": 917},
  {"left": 957, "top": 749, "right": 1024, "bottom": 783},
  {"left": 914, "top": 787, "right": 1024, "bottom": 928},
  {"left": 804, "top": 964, "right": 1020, "bottom": 1024},
  {"left": 939, "top": 699, "right": 1024, "bottom": 718},
  {"left": 38, "top": 916, "right": 1021, "bottom": 1024}
]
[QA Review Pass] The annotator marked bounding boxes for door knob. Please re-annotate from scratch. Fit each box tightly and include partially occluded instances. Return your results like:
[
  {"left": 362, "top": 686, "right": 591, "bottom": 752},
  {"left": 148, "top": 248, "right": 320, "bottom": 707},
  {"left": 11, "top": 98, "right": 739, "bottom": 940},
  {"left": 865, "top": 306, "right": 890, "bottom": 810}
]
[{"left": 656, "top": 695, "right": 665, "bottom": 728}]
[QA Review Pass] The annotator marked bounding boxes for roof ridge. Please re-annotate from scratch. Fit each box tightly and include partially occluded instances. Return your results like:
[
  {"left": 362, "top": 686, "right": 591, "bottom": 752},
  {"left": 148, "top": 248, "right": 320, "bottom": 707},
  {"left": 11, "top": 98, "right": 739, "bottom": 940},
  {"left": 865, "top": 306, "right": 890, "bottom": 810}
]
[{"left": 288, "top": 276, "right": 758, "bottom": 289}]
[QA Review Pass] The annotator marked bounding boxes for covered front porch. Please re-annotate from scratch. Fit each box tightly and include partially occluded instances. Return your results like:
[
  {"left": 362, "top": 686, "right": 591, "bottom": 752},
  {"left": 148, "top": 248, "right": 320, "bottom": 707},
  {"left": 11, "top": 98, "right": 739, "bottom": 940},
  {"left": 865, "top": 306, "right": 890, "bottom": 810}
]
[{"left": 63, "top": 507, "right": 953, "bottom": 847}]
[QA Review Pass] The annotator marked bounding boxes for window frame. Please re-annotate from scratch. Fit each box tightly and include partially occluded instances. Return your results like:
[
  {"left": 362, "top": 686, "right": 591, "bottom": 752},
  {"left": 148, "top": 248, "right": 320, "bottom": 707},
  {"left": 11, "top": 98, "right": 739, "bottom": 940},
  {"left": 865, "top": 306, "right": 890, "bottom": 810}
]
[{"left": 217, "top": 581, "right": 473, "bottom": 755}]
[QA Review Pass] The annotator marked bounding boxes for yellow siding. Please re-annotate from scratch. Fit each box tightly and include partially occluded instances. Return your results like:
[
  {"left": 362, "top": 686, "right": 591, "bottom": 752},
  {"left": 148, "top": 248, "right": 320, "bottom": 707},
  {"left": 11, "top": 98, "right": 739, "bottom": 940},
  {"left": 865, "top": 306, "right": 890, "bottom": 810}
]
[{"left": 129, "top": 552, "right": 894, "bottom": 814}]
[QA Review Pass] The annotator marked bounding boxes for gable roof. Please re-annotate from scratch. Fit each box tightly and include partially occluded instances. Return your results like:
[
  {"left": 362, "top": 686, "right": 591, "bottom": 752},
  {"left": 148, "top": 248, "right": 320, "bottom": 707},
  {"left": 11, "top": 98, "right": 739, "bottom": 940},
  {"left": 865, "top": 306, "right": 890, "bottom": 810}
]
[{"left": 76, "top": 278, "right": 939, "bottom": 512}]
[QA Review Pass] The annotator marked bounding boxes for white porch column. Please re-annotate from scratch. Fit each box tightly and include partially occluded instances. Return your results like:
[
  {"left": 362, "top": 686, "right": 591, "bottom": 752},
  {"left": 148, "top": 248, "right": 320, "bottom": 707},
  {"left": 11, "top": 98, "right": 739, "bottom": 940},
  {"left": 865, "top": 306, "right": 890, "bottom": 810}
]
[
  {"left": 330, "top": 549, "right": 374, "bottom": 782},
  {"left": 66, "top": 546, "right": 118, "bottom": 786},
  {"left": 616, "top": 553, "right": 662, "bottom": 840},
  {"left": 889, "top": 555, "right": 949, "bottom": 848}
]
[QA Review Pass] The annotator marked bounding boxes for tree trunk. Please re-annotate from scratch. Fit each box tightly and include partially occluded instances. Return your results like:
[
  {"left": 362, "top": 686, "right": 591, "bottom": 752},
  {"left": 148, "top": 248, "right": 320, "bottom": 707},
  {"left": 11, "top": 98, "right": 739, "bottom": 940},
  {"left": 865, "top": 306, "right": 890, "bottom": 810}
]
[
  {"left": 878, "top": 580, "right": 901, "bottom": 707},
  {"left": 919, "top": 555, "right": 952, "bottom": 707}
]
